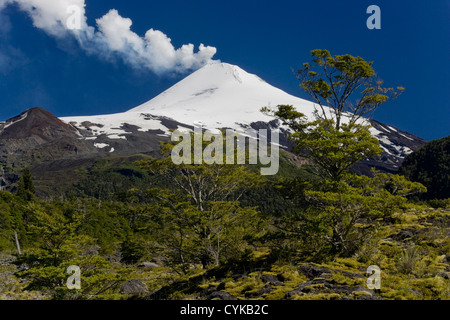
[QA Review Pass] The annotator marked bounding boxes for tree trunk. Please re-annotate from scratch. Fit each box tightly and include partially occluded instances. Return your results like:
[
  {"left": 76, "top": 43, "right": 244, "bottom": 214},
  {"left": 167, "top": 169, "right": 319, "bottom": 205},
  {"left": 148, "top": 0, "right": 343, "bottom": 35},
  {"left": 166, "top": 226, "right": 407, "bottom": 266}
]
[{"left": 14, "top": 230, "right": 22, "bottom": 255}]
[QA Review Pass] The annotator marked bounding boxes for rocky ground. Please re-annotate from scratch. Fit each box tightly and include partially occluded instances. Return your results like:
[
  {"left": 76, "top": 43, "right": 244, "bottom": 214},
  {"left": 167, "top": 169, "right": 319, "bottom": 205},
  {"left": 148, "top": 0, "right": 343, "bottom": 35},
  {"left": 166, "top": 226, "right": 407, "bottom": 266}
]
[{"left": 0, "top": 207, "right": 448, "bottom": 300}]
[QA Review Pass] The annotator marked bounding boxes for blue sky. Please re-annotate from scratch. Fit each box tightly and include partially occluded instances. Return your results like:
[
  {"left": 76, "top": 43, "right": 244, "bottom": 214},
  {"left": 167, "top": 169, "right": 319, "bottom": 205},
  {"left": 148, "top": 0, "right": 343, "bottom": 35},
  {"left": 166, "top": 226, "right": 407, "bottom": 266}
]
[{"left": 0, "top": 0, "right": 449, "bottom": 141}]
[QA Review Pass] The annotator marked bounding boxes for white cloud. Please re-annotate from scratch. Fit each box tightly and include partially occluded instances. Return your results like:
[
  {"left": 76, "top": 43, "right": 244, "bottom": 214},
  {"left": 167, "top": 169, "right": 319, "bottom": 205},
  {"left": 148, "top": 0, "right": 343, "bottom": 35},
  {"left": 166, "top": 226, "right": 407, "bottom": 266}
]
[
  {"left": 95, "top": 9, "right": 217, "bottom": 74},
  {"left": 0, "top": 0, "right": 217, "bottom": 74},
  {"left": 14, "top": 0, "right": 88, "bottom": 36},
  {"left": 96, "top": 10, "right": 141, "bottom": 51}
]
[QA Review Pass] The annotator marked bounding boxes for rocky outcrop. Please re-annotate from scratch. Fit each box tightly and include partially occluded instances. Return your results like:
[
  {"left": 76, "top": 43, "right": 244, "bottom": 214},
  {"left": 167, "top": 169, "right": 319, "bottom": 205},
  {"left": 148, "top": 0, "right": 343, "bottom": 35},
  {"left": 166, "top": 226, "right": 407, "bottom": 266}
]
[
  {"left": 120, "top": 279, "right": 148, "bottom": 296},
  {"left": 0, "top": 108, "right": 98, "bottom": 168}
]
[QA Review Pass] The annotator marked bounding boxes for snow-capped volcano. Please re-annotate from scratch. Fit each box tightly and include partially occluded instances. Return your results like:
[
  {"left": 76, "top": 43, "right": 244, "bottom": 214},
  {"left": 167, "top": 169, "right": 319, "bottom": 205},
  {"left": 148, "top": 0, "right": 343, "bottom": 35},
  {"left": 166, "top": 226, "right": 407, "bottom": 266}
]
[
  {"left": 56, "top": 62, "right": 425, "bottom": 173},
  {"left": 128, "top": 62, "right": 318, "bottom": 129},
  {"left": 0, "top": 62, "right": 427, "bottom": 196},
  {"left": 61, "top": 62, "right": 320, "bottom": 138}
]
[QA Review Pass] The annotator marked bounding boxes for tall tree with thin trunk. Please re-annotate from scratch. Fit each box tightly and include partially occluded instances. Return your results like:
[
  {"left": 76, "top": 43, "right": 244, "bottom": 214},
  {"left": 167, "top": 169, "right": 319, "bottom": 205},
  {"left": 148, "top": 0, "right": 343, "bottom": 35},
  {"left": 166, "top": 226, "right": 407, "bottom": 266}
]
[
  {"left": 296, "top": 49, "right": 404, "bottom": 129},
  {"left": 14, "top": 230, "right": 22, "bottom": 255},
  {"left": 17, "top": 168, "right": 35, "bottom": 201}
]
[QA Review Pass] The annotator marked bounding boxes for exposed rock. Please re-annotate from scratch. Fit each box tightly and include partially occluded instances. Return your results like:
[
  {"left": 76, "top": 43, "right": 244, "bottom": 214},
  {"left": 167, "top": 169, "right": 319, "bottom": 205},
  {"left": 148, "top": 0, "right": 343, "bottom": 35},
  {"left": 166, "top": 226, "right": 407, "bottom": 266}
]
[
  {"left": 284, "top": 281, "right": 315, "bottom": 299},
  {"left": 245, "top": 284, "right": 273, "bottom": 298},
  {"left": 437, "top": 272, "right": 450, "bottom": 280},
  {"left": 336, "top": 270, "right": 364, "bottom": 279},
  {"left": 201, "top": 285, "right": 237, "bottom": 300},
  {"left": 202, "top": 286, "right": 218, "bottom": 296},
  {"left": 285, "top": 279, "right": 383, "bottom": 300},
  {"left": 231, "top": 273, "right": 245, "bottom": 281},
  {"left": 387, "top": 228, "right": 418, "bottom": 242},
  {"left": 352, "top": 119, "right": 426, "bottom": 175},
  {"left": 344, "top": 288, "right": 383, "bottom": 300},
  {"left": 298, "top": 264, "right": 331, "bottom": 280},
  {"left": 17, "top": 263, "right": 30, "bottom": 272},
  {"left": 261, "top": 274, "right": 283, "bottom": 286},
  {"left": 120, "top": 279, "right": 148, "bottom": 296},
  {"left": 138, "top": 262, "right": 160, "bottom": 269},
  {"left": 207, "top": 291, "right": 235, "bottom": 300}
]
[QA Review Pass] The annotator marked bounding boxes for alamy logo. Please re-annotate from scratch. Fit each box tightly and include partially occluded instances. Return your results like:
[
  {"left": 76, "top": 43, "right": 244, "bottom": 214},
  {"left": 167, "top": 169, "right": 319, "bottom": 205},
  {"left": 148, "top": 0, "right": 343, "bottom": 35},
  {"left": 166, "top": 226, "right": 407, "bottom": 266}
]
[
  {"left": 66, "top": 265, "right": 81, "bottom": 290},
  {"left": 367, "top": 5, "right": 381, "bottom": 30},
  {"left": 170, "top": 125, "right": 280, "bottom": 175},
  {"left": 366, "top": 265, "right": 381, "bottom": 289},
  {"left": 66, "top": 5, "right": 82, "bottom": 30}
]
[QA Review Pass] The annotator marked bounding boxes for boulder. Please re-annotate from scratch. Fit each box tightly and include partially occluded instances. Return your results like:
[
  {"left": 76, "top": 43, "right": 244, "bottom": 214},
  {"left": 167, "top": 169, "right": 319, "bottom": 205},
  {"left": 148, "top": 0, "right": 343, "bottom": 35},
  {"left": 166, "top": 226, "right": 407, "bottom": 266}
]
[
  {"left": 261, "top": 274, "right": 283, "bottom": 286},
  {"left": 120, "top": 279, "right": 148, "bottom": 296},
  {"left": 437, "top": 272, "right": 450, "bottom": 280},
  {"left": 387, "top": 228, "right": 418, "bottom": 242},
  {"left": 245, "top": 284, "right": 273, "bottom": 298},
  {"left": 138, "top": 262, "right": 160, "bottom": 269},
  {"left": 298, "top": 264, "right": 330, "bottom": 280},
  {"left": 208, "top": 291, "right": 235, "bottom": 300}
]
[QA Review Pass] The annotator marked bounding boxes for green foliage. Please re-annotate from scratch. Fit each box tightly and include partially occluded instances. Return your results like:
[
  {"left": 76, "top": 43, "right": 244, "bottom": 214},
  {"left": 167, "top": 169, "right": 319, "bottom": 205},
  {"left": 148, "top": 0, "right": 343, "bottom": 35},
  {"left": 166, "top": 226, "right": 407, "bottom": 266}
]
[
  {"left": 135, "top": 139, "right": 266, "bottom": 272},
  {"left": 399, "top": 136, "right": 450, "bottom": 200},
  {"left": 426, "top": 198, "right": 450, "bottom": 209},
  {"left": 266, "top": 171, "right": 426, "bottom": 259},
  {"left": 0, "top": 50, "right": 447, "bottom": 301},
  {"left": 137, "top": 132, "right": 263, "bottom": 211},
  {"left": 397, "top": 245, "right": 420, "bottom": 274},
  {"left": 296, "top": 49, "right": 403, "bottom": 129},
  {"left": 73, "top": 156, "right": 157, "bottom": 201},
  {"left": 120, "top": 237, "right": 148, "bottom": 264},
  {"left": 17, "top": 235, "right": 128, "bottom": 299},
  {"left": 263, "top": 105, "right": 382, "bottom": 181},
  {"left": 259, "top": 50, "right": 418, "bottom": 261},
  {"left": 17, "top": 168, "right": 35, "bottom": 201}
]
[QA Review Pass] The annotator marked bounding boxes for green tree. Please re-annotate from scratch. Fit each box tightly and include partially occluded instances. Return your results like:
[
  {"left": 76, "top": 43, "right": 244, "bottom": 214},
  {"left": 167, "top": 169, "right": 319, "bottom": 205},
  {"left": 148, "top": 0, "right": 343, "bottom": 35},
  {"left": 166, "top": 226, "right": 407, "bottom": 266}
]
[
  {"left": 136, "top": 134, "right": 265, "bottom": 271},
  {"left": 261, "top": 50, "right": 413, "bottom": 258},
  {"left": 263, "top": 105, "right": 381, "bottom": 181},
  {"left": 15, "top": 206, "right": 129, "bottom": 299},
  {"left": 262, "top": 50, "right": 403, "bottom": 181},
  {"left": 138, "top": 131, "right": 263, "bottom": 211},
  {"left": 399, "top": 136, "right": 450, "bottom": 200},
  {"left": 120, "top": 236, "right": 148, "bottom": 265},
  {"left": 295, "top": 49, "right": 404, "bottom": 129},
  {"left": 17, "top": 168, "right": 35, "bottom": 201},
  {"left": 16, "top": 206, "right": 80, "bottom": 267},
  {"left": 303, "top": 172, "right": 425, "bottom": 255},
  {"left": 269, "top": 172, "right": 426, "bottom": 258}
]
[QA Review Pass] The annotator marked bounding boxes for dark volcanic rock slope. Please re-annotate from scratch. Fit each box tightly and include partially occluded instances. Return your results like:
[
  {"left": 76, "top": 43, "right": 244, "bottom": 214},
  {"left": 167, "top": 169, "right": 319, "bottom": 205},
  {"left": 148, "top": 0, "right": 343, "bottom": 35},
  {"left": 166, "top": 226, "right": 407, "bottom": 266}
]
[
  {"left": 0, "top": 106, "right": 427, "bottom": 196},
  {"left": 0, "top": 108, "right": 172, "bottom": 196},
  {"left": 352, "top": 120, "right": 427, "bottom": 175},
  {"left": 0, "top": 108, "right": 98, "bottom": 168}
]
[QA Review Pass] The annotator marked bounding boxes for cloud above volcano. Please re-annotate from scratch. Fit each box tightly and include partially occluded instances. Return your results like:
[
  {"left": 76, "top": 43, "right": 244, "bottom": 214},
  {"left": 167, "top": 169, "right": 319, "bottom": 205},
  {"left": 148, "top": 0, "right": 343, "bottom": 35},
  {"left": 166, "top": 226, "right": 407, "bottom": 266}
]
[{"left": 0, "top": 0, "right": 217, "bottom": 74}]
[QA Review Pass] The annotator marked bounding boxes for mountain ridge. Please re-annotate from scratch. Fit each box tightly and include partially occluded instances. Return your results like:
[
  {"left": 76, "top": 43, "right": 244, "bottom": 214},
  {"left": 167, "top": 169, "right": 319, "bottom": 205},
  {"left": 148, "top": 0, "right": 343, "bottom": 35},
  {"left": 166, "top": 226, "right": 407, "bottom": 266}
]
[
  {"left": 0, "top": 62, "right": 427, "bottom": 195},
  {"left": 60, "top": 62, "right": 425, "bottom": 173}
]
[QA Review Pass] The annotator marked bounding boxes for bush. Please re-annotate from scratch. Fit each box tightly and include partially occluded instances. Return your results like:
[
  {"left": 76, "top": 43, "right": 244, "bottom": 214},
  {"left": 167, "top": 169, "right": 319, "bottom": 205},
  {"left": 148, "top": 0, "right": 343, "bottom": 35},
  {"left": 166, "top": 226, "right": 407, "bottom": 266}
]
[
  {"left": 120, "top": 238, "right": 148, "bottom": 264},
  {"left": 427, "top": 198, "right": 450, "bottom": 209}
]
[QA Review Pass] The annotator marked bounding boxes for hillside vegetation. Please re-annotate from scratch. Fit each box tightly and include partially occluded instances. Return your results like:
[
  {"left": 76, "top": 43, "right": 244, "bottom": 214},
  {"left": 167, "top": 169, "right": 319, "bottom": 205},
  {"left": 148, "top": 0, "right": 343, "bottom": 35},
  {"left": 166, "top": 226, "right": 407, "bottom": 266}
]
[
  {"left": 0, "top": 146, "right": 448, "bottom": 300},
  {"left": 0, "top": 50, "right": 448, "bottom": 301},
  {"left": 399, "top": 136, "right": 450, "bottom": 200}
]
